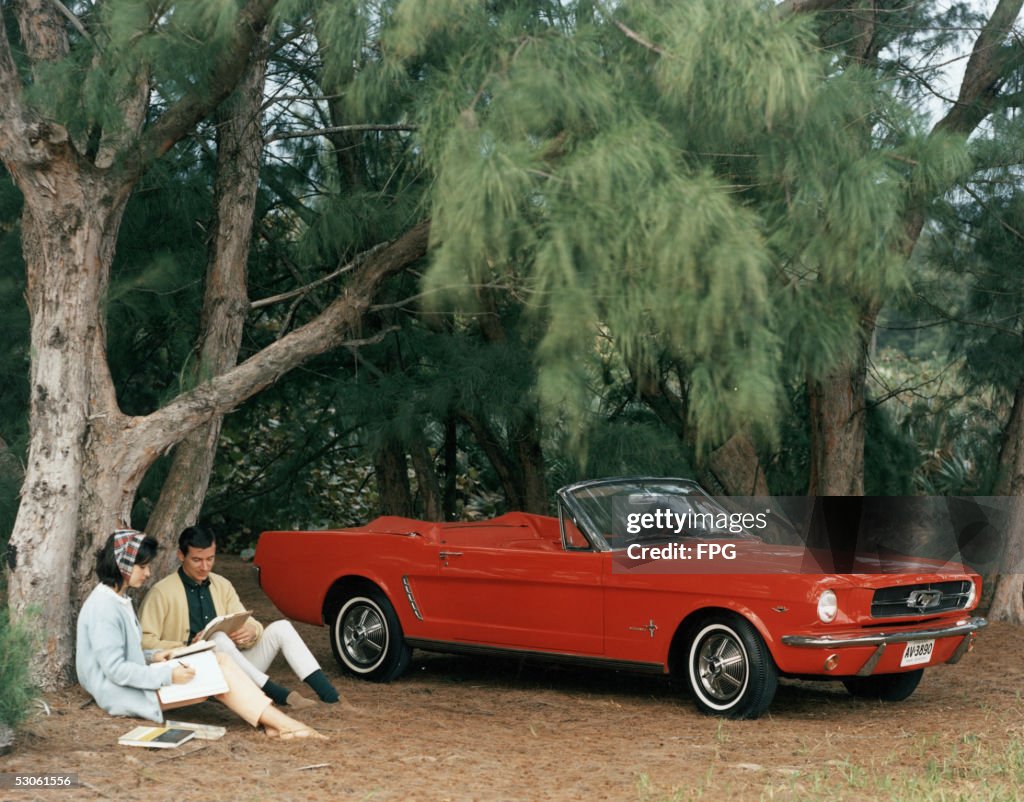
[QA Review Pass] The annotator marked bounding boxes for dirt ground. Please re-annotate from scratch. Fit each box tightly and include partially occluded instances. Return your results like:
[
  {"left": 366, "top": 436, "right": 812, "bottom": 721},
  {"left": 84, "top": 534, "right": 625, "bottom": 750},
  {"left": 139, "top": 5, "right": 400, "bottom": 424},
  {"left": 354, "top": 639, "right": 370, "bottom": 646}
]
[{"left": 3, "top": 555, "right": 1023, "bottom": 802}]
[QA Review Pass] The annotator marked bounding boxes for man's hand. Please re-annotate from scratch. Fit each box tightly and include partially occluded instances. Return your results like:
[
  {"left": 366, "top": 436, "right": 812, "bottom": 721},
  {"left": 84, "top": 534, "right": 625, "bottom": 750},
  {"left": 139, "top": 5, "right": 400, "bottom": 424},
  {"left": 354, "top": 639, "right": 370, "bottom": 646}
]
[
  {"left": 229, "top": 620, "right": 259, "bottom": 649},
  {"left": 152, "top": 650, "right": 172, "bottom": 662}
]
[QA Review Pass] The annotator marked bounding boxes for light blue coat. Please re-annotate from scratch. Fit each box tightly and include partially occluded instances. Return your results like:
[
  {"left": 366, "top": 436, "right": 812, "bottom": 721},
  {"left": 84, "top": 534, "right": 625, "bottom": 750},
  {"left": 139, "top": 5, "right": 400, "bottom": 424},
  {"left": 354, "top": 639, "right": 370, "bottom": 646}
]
[{"left": 76, "top": 584, "right": 175, "bottom": 723}]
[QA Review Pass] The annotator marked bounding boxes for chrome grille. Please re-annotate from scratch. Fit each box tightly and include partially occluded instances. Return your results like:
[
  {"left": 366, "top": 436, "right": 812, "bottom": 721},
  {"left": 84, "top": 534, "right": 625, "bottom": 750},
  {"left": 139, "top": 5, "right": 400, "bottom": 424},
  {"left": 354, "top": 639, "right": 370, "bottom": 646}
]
[{"left": 870, "top": 580, "right": 972, "bottom": 618}]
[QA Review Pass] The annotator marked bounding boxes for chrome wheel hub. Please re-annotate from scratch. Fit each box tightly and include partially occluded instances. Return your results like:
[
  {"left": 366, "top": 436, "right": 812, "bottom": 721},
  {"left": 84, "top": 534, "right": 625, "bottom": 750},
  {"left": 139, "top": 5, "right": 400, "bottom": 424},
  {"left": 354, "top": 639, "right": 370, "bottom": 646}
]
[
  {"left": 343, "top": 605, "right": 386, "bottom": 666},
  {"left": 697, "top": 633, "right": 746, "bottom": 702}
]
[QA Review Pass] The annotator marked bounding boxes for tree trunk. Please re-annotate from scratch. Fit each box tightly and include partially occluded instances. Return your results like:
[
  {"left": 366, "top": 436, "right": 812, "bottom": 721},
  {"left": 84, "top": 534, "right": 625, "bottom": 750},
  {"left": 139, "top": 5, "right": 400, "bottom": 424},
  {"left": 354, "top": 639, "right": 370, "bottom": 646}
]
[
  {"left": 994, "top": 377, "right": 1024, "bottom": 496},
  {"left": 988, "top": 377, "right": 1024, "bottom": 622},
  {"left": 443, "top": 416, "right": 458, "bottom": 520},
  {"left": 374, "top": 437, "right": 413, "bottom": 516},
  {"left": 145, "top": 51, "right": 268, "bottom": 576},
  {"left": 459, "top": 410, "right": 525, "bottom": 511},
  {"left": 708, "top": 433, "right": 770, "bottom": 496},
  {"left": 511, "top": 412, "right": 548, "bottom": 513},
  {"left": 7, "top": 164, "right": 126, "bottom": 687},
  {"left": 988, "top": 495, "right": 1024, "bottom": 623},
  {"left": 807, "top": 351, "right": 868, "bottom": 496},
  {"left": 409, "top": 434, "right": 443, "bottom": 521}
]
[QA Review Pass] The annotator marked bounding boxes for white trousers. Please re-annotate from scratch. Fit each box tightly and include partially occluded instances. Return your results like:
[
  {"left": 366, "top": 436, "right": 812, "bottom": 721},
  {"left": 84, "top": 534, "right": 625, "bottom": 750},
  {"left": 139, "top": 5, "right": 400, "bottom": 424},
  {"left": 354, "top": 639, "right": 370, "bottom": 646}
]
[{"left": 210, "top": 620, "right": 320, "bottom": 688}]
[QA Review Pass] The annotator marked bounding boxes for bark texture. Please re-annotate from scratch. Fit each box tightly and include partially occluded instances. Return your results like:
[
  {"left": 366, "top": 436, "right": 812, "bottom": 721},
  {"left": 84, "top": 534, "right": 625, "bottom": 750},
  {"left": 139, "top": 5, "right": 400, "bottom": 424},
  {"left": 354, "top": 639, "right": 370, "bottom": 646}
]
[
  {"left": 989, "top": 496, "right": 1024, "bottom": 624},
  {"left": 707, "top": 433, "right": 770, "bottom": 496},
  {"left": 374, "top": 437, "right": 414, "bottom": 516},
  {"left": 994, "top": 378, "right": 1024, "bottom": 497},
  {"left": 409, "top": 434, "right": 444, "bottom": 522},
  {"left": 989, "top": 379, "right": 1024, "bottom": 622},
  {"left": 807, "top": 356, "right": 868, "bottom": 496}
]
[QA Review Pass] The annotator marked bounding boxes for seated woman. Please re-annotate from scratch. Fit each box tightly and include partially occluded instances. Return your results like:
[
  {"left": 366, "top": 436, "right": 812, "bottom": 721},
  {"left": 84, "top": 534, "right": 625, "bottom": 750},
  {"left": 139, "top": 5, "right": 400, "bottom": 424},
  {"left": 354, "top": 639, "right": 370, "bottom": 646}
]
[{"left": 76, "top": 529, "right": 324, "bottom": 740}]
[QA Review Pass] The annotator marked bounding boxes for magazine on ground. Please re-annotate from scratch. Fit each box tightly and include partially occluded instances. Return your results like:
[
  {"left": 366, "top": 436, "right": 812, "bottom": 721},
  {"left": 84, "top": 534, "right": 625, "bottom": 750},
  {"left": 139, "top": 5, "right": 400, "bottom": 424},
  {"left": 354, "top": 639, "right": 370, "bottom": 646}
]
[
  {"left": 163, "top": 720, "right": 227, "bottom": 740},
  {"left": 119, "top": 726, "right": 196, "bottom": 748}
]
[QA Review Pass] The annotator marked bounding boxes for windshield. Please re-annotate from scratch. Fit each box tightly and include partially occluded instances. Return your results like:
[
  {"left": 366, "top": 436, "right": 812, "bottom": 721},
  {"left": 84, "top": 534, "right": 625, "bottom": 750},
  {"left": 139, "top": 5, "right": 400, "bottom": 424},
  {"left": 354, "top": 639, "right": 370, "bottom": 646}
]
[{"left": 559, "top": 477, "right": 762, "bottom": 551}]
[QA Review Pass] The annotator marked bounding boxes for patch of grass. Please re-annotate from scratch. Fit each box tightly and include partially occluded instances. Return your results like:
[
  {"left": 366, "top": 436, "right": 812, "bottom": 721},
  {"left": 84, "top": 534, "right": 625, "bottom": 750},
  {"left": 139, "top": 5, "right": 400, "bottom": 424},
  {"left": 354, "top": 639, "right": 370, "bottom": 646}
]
[
  {"left": 0, "top": 606, "right": 39, "bottom": 728},
  {"left": 783, "top": 736, "right": 1024, "bottom": 801}
]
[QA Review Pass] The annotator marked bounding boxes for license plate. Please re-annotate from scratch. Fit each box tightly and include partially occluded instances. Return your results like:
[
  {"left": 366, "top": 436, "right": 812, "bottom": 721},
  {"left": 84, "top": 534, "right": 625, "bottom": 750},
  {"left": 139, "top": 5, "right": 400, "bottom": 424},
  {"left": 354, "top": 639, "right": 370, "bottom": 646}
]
[{"left": 900, "top": 639, "right": 935, "bottom": 667}]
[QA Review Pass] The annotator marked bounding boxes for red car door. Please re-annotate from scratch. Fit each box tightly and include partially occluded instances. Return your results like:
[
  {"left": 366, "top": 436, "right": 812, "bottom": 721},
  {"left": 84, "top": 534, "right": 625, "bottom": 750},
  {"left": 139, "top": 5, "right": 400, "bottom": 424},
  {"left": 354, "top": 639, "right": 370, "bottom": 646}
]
[{"left": 415, "top": 532, "right": 605, "bottom": 655}]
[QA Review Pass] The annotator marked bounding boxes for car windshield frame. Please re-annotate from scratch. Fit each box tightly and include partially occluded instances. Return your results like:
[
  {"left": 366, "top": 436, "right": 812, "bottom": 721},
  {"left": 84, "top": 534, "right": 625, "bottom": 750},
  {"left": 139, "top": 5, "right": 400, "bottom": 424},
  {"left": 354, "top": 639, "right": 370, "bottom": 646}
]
[{"left": 556, "top": 476, "right": 761, "bottom": 552}]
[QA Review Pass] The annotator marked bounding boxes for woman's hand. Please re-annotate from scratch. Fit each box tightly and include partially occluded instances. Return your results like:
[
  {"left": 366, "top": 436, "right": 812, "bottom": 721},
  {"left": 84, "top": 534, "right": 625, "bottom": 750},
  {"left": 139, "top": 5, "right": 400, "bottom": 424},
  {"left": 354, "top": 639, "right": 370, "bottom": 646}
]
[
  {"left": 171, "top": 663, "right": 196, "bottom": 684},
  {"left": 152, "top": 650, "right": 172, "bottom": 662}
]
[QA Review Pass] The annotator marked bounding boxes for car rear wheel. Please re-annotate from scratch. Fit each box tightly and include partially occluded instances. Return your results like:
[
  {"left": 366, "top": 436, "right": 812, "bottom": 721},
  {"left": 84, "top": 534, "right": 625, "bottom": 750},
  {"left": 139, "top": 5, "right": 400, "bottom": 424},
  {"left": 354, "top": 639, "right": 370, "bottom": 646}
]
[
  {"left": 683, "top": 614, "right": 778, "bottom": 719},
  {"left": 842, "top": 669, "right": 923, "bottom": 702},
  {"left": 330, "top": 591, "right": 411, "bottom": 682}
]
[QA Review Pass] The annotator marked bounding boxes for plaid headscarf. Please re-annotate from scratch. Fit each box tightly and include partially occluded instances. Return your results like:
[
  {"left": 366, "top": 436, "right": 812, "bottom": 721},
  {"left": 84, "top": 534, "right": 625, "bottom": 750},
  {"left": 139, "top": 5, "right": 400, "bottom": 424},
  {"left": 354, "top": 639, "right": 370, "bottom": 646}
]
[{"left": 112, "top": 529, "right": 147, "bottom": 581}]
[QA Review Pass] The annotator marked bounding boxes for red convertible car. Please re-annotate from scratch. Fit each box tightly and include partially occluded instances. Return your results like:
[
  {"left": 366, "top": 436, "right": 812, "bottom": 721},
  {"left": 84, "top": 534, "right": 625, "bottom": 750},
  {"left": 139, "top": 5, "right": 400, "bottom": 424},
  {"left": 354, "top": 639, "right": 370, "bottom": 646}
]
[{"left": 254, "top": 477, "right": 986, "bottom": 718}]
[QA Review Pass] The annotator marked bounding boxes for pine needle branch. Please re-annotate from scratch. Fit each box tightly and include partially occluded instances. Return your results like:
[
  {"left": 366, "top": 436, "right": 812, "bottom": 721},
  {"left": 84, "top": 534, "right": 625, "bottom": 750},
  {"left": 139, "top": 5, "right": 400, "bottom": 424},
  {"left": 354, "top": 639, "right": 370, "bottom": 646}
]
[
  {"left": 124, "top": 0, "right": 278, "bottom": 184},
  {"left": 960, "top": 183, "right": 1024, "bottom": 244}
]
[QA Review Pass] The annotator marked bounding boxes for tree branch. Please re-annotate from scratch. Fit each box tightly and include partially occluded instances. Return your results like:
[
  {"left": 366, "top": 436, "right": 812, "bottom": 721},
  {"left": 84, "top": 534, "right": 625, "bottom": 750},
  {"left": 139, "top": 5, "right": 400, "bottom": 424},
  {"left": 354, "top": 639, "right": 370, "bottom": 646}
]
[
  {"left": 120, "top": 0, "right": 279, "bottom": 184},
  {"left": 44, "top": 0, "right": 91, "bottom": 43},
  {"left": 0, "top": 10, "right": 27, "bottom": 164},
  {"left": 961, "top": 182, "right": 1024, "bottom": 244},
  {"left": 134, "top": 221, "right": 431, "bottom": 452},
  {"left": 267, "top": 123, "right": 417, "bottom": 143},
  {"left": 775, "top": 0, "right": 852, "bottom": 15},
  {"left": 249, "top": 242, "right": 388, "bottom": 310},
  {"left": 934, "top": 0, "right": 1024, "bottom": 137},
  {"left": 611, "top": 20, "right": 665, "bottom": 56}
]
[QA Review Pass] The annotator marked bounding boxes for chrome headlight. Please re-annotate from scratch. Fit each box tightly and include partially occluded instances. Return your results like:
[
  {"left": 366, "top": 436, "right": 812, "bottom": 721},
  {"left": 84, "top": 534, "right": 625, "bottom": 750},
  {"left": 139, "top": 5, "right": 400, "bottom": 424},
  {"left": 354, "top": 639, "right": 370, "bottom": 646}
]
[
  {"left": 965, "top": 579, "right": 977, "bottom": 609},
  {"left": 817, "top": 589, "right": 838, "bottom": 623}
]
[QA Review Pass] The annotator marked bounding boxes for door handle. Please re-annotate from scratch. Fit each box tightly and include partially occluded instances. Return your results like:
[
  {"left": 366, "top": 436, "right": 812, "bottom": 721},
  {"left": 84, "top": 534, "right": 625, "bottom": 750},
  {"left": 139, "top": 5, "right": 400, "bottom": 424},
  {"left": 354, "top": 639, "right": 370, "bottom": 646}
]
[{"left": 439, "top": 551, "right": 463, "bottom": 559}]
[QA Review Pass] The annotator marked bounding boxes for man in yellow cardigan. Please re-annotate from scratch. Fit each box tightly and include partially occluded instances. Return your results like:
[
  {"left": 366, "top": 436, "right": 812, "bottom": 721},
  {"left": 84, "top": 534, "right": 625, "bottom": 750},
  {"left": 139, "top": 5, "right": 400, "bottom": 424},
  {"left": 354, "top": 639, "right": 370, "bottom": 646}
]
[{"left": 140, "top": 525, "right": 338, "bottom": 708}]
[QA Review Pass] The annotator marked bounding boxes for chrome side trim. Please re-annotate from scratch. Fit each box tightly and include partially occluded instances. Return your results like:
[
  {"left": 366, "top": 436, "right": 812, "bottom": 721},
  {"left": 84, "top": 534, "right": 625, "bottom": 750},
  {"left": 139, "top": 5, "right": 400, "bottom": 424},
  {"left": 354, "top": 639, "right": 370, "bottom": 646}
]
[
  {"left": 401, "top": 575, "right": 423, "bottom": 621},
  {"left": 404, "top": 638, "right": 666, "bottom": 674},
  {"left": 781, "top": 616, "right": 987, "bottom": 649}
]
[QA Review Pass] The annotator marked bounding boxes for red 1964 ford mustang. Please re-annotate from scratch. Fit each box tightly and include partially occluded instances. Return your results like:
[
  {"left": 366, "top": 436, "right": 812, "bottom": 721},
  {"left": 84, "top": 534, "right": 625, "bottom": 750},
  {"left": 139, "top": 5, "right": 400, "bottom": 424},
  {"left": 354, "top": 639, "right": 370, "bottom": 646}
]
[{"left": 254, "top": 477, "right": 986, "bottom": 718}]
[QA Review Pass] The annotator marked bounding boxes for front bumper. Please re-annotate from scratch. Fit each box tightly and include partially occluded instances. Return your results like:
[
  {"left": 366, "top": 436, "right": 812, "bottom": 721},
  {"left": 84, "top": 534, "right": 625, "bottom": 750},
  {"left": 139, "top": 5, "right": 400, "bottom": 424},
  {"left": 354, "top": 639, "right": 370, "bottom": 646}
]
[{"left": 781, "top": 616, "right": 987, "bottom": 677}]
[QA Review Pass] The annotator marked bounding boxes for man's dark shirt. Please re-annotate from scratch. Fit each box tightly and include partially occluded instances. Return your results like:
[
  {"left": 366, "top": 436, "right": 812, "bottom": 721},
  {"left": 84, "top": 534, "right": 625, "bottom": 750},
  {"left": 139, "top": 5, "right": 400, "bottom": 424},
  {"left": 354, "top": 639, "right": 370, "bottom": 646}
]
[{"left": 178, "top": 566, "right": 217, "bottom": 643}]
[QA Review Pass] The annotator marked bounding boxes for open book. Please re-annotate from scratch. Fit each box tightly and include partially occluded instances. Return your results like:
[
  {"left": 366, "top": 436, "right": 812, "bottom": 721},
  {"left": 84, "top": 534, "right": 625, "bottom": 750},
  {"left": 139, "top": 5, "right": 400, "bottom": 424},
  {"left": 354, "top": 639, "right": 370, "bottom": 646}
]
[
  {"left": 194, "top": 610, "right": 254, "bottom": 642},
  {"left": 119, "top": 725, "right": 196, "bottom": 749},
  {"left": 157, "top": 649, "right": 229, "bottom": 705}
]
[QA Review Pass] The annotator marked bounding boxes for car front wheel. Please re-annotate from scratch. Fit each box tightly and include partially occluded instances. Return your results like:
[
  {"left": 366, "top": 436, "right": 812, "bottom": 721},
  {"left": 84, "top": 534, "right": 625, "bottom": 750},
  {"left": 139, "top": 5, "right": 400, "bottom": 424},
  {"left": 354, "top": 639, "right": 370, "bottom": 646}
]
[
  {"left": 330, "top": 591, "right": 411, "bottom": 682},
  {"left": 683, "top": 614, "right": 778, "bottom": 719},
  {"left": 842, "top": 668, "right": 923, "bottom": 702}
]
